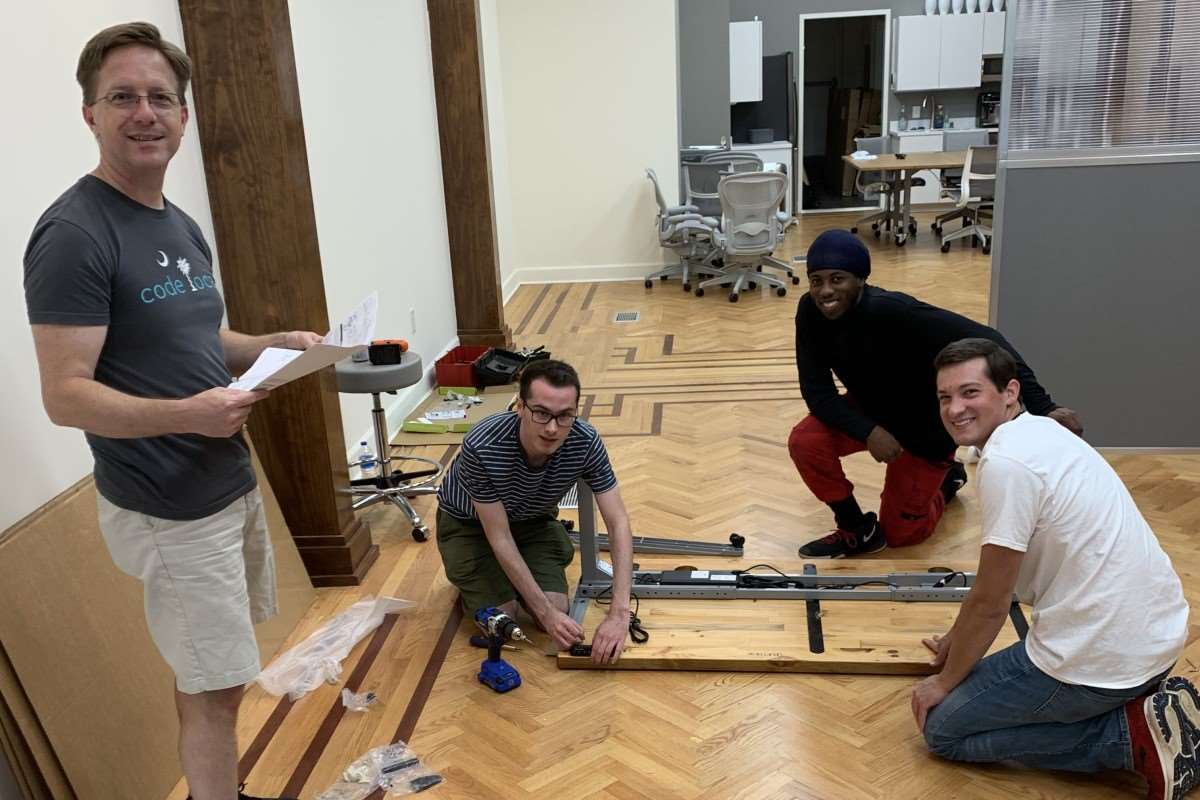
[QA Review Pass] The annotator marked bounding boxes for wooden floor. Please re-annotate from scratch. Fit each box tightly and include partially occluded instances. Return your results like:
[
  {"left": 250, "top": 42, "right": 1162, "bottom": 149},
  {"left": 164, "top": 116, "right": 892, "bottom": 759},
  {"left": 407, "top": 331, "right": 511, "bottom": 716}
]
[{"left": 170, "top": 211, "right": 1200, "bottom": 800}]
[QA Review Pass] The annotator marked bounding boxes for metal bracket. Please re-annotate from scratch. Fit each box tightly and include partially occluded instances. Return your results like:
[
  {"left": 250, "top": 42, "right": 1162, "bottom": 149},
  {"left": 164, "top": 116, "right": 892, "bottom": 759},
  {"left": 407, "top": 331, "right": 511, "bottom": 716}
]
[
  {"left": 569, "top": 481, "right": 1028, "bottom": 639},
  {"left": 567, "top": 530, "right": 743, "bottom": 557}
]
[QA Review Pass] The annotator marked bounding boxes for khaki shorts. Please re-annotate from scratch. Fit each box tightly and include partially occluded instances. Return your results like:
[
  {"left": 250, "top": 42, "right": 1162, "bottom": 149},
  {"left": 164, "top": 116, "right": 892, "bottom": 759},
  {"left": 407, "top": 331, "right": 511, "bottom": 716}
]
[
  {"left": 436, "top": 508, "right": 575, "bottom": 614},
  {"left": 97, "top": 489, "right": 277, "bottom": 694}
]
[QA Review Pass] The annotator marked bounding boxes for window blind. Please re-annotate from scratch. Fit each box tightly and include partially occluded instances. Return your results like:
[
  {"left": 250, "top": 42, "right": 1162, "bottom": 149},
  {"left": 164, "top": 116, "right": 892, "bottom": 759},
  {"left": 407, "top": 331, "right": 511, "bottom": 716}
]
[{"left": 1007, "top": 0, "right": 1200, "bottom": 153}]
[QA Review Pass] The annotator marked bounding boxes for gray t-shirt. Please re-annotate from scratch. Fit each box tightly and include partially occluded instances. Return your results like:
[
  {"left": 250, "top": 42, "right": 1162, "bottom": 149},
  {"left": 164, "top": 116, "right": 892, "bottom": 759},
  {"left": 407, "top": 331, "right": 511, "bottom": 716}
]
[{"left": 24, "top": 175, "right": 255, "bottom": 520}]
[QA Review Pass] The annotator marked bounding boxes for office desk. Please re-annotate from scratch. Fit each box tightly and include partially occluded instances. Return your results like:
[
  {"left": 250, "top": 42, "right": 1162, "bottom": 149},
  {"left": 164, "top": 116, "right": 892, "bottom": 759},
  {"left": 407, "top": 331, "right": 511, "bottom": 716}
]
[{"left": 842, "top": 150, "right": 967, "bottom": 245}]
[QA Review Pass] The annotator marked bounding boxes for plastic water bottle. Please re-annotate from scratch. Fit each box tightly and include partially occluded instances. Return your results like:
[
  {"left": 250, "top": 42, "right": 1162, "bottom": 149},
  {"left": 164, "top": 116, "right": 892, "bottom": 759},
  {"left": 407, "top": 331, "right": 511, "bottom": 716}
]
[{"left": 355, "top": 441, "right": 378, "bottom": 478}]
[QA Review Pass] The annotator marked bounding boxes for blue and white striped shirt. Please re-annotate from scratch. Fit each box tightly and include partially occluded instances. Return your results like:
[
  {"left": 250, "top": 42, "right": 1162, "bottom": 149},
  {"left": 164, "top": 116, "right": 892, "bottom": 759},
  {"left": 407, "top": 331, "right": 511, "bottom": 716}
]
[{"left": 437, "top": 411, "right": 618, "bottom": 521}]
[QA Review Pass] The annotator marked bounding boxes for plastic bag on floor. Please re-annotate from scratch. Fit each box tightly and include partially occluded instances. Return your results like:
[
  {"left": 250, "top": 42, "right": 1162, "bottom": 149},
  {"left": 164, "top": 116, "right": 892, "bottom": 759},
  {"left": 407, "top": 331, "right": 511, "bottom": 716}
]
[
  {"left": 316, "top": 741, "right": 442, "bottom": 800},
  {"left": 256, "top": 596, "right": 414, "bottom": 701}
]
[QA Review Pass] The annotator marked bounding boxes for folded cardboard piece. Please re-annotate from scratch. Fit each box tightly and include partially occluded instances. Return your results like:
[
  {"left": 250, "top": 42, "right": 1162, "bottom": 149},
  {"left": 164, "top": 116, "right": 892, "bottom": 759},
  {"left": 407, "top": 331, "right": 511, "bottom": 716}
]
[{"left": 0, "top": 441, "right": 315, "bottom": 800}]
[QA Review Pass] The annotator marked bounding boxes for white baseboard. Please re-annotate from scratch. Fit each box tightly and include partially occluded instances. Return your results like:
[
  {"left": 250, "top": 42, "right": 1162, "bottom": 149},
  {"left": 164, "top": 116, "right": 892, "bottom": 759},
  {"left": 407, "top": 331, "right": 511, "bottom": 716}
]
[{"left": 504, "top": 261, "right": 669, "bottom": 298}]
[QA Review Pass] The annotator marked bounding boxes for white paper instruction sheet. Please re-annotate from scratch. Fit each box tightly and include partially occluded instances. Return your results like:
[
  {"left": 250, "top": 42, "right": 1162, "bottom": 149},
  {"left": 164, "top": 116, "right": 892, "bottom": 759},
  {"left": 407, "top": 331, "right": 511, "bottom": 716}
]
[{"left": 230, "top": 292, "right": 378, "bottom": 391}]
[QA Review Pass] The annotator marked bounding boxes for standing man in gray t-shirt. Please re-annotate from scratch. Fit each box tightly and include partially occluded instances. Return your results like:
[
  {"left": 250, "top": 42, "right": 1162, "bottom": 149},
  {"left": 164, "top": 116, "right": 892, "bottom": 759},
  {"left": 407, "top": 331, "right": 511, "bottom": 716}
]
[{"left": 23, "top": 22, "right": 315, "bottom": 800}]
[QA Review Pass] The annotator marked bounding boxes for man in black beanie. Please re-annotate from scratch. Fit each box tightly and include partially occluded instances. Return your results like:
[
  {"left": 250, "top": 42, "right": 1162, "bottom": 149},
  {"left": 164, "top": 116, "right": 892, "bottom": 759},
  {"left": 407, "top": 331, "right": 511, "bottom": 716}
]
[{"left": 789, "top": 229, "right": 1082, "bottom": 558}]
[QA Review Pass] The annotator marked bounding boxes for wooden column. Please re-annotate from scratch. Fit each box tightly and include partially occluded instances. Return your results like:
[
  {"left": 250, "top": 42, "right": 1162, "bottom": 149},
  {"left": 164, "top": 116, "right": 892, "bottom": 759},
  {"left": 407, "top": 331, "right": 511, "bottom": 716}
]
[
  {"left": 428, "top": 0, "right": 512, "bottom": 347},
  {"left": 179, "top": 0, "right": 377, "bottom": 586}
]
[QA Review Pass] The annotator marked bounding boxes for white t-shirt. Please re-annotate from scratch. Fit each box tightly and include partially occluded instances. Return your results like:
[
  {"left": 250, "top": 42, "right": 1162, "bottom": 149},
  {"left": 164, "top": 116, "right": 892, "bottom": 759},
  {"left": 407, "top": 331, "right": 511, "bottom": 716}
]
[{"left": 978, "top": 412, "right": 1188, "bottom": 688}]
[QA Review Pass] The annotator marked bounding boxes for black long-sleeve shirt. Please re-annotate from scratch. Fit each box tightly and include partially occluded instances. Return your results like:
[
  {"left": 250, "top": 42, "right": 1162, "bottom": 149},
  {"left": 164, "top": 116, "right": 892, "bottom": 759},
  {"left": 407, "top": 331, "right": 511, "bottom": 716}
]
[{"left": 795, "top": 285, "right": 1057, "bottom": 461}]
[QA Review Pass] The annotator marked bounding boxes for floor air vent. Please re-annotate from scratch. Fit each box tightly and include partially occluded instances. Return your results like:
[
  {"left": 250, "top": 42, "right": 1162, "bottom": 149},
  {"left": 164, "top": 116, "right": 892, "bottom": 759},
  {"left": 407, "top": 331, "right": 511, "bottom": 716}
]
[{"left": 614, "top": 310, "right": 640, "bottom": 323}]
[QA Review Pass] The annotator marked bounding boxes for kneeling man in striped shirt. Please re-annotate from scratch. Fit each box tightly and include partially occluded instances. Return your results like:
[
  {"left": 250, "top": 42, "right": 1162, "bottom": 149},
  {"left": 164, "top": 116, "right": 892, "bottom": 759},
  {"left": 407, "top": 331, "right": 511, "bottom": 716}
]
[{"left": 436, "top": 359, "right": 634, "bottom": 664}]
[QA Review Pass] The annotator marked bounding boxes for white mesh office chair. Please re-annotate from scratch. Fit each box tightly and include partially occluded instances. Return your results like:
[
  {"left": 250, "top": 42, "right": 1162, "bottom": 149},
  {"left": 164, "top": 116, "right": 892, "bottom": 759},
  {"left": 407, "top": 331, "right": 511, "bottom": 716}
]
[
  {"left": 696, "top": 172, "right": 791, "bottom": 303},
  {"left": 701, "top": 152, "right": 800, "bottom": 285},
  {"left": 932, "top": 131, "right": 991, "bottom": 235},
  {"left": 940, "top": 145, "right": 996, "bottom": 254},
  {"left": 643, "top": 168, "right": 719, "bottom": 292},
  {"left": 848, "top": 135, "right": 924, "bottom": 240}
]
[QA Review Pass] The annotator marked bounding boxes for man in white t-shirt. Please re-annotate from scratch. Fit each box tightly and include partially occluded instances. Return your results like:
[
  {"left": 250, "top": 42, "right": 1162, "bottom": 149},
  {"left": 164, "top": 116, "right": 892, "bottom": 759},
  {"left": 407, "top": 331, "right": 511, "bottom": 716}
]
[{"left": 911, "top": 337, "right": 1198, "bottom": 800}]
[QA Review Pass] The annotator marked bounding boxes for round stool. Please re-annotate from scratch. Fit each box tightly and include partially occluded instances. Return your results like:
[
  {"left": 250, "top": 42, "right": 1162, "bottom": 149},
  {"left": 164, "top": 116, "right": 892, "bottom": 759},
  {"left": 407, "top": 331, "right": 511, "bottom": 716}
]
[{"left": 336, "top": 352, "right": 443, "bottom": 542}]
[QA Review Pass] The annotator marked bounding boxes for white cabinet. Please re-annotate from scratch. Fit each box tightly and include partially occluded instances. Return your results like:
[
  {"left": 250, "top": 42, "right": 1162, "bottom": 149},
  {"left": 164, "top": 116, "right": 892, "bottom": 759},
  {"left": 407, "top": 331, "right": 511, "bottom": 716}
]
[
  {"left": 983, "top": 11, "right": 1007, "bottom": 55},
  {"left": 894, "top": 16, "right": 941, "bottom": 93},
  {"left": 729, "top": 20, "right": 762, "bottom": 104},
  {"left": 893, "top": 15, "right": 983, "bottom": 92},
  {"left": 938, "top": 15, "right": 985, "bottom": 89}
]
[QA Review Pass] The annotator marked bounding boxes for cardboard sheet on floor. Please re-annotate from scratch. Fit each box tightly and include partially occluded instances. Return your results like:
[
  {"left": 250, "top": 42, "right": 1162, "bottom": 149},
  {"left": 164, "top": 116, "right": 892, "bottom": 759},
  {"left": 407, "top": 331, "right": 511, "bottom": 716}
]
[
  {"left": 392, "top": 386, "right": 517, "bottom": 446},
  {"left": 558, "top": 560, "right": 1022, "bottom": 674},
  {"left": 0, "top": 440, "right": 315, "bottom": 800}
]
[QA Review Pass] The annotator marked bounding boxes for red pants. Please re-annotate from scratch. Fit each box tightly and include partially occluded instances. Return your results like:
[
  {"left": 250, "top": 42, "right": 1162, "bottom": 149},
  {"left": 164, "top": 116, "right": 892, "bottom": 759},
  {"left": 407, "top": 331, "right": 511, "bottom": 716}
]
[{"left": 787, "top": 414, "right": 953, "bottom": 548}]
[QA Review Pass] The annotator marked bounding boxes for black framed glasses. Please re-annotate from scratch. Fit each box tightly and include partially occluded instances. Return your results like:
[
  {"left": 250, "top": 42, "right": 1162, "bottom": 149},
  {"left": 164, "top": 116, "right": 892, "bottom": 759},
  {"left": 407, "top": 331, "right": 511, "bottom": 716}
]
[
  {"left": 527, "top": 406, "right": 578, "bottom": 427},
  {"left": 94, "top": 90, "right": 182, "bottom": 112}
]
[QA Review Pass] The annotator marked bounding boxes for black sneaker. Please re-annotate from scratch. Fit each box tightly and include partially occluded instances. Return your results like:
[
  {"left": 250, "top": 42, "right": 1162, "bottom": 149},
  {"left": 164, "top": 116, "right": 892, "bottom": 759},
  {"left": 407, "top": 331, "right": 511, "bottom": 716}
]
[
  {"left": 240, "top": 791, "right": 298, "bottom": 800},
  {"left": 1140, "top": 676, "right": 1200, "bottom": 800},
  {"left": 940, "top": 461, "right": 968, "bottom": 504},
  {"left": 798, "top": 512, "right": 886, "bottom": 558}
]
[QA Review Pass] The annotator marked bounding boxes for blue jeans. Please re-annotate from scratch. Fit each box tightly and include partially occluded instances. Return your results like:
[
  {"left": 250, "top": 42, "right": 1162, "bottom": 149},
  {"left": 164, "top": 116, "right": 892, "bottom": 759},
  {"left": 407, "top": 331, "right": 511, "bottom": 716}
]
[{"left": 924, "top": 641, "right": 1167, "bottom": 772}]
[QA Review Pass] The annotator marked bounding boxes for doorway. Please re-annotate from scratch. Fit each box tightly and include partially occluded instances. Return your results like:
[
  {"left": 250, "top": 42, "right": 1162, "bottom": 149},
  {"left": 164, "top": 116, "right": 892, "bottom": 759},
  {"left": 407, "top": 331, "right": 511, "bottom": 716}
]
[{"left": 798, "top": 11, "right": 889, "bottom": 213}]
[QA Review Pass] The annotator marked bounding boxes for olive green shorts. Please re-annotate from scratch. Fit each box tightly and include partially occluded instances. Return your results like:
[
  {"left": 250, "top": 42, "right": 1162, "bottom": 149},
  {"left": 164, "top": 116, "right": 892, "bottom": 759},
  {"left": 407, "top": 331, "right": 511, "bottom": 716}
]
[{"left": 436, "top": 508, "right": 575, "bottom": 614}]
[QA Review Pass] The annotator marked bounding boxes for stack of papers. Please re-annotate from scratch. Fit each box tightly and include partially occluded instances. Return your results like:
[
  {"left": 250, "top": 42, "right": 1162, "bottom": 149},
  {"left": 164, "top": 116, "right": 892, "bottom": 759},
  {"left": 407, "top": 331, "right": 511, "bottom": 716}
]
[{"left": 230, "top": 293, "right": 378, "bottom": 391}]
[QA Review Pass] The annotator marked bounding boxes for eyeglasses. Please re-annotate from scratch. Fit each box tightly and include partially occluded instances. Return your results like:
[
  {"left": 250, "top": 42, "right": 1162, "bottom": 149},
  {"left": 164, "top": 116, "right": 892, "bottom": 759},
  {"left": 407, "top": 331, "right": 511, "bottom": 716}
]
[
  {"left": 527, "top": 406, "right": 578, "bottom": 427},
  {"left": 93, "top": 90, "right": 182, "bottom": 112}
]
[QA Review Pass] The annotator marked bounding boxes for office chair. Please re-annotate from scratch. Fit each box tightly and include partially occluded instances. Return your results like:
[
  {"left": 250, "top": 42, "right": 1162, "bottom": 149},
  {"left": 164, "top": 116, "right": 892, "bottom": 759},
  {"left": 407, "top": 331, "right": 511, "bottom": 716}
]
[
  {"left": 848, "top": 135, "right": 923, "bottom": 240},
  {"left": 701, "top": 152, "right": 800, "bottom": 284},
  {"left": 643, "top": 168, "right": 719, "bottom": 292},
  {"left": 940, "top": 145, "right": 996, "bottom": 254},
  {"left": 696, "top": 171, "right": 791, "bottom": 303},
  {"left": 932, "top": 131, "right": 991, "bottom": 234}
]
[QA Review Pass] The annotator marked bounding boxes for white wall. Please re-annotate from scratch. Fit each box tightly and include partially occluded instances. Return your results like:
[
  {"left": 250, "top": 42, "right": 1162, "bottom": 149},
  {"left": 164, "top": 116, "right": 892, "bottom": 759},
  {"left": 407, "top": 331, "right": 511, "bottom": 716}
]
[
  {"left": 484, "top": 0, "right": 680, "bottom": 293},
  {"left": 0, "top": 2, "right": 219, "bottom": 532},
  {"left": 289, "top": 0, "right": 460, "bottom": 452},
  {"left": 478, "top": 0, "right": 519, "bottom": 300}
]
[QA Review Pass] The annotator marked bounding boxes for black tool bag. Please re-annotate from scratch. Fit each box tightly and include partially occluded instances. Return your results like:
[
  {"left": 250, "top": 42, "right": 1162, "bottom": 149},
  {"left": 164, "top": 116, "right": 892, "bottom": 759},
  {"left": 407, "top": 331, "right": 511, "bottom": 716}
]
[{"left": 473, "top": 346, "right": 550, "bottom": 386}]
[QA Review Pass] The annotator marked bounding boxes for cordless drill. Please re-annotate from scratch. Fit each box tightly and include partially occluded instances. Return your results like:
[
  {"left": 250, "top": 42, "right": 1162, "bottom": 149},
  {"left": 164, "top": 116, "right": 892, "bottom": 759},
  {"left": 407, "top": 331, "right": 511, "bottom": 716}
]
[{"left": 473, "top": 607, "right": 524, "bottom": 693}]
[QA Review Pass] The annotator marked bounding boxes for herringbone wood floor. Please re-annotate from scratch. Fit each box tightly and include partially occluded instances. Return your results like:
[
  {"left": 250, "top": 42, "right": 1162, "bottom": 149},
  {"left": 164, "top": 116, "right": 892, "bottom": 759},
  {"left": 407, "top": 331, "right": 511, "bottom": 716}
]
[{"left": 169, "top": 211, "right": 1200, "bottom": 800}]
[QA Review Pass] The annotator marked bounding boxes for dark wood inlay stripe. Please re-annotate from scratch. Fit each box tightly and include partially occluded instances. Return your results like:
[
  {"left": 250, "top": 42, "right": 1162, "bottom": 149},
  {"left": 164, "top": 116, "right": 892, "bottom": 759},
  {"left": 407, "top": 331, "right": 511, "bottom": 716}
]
[
  {"left": 281, "top": 610, "right": 405, "bottom": 797},
  {"left": 514, "top": 284, "right": 552, "bottom": 336},
  {"left": 662, "top": 334, "right": 674, "bottom": 355},
  {"left": 537, "top": 286, "right": 571, "bottom": 335},
  {"left": 238, "top": 696, "right": 293, "bottom": 781},
  {"left": 581, "top": 283, "right": 598, "bottom": 311},
  {"left": 364, "top": 601, "right": 465, "bottom": 800}
]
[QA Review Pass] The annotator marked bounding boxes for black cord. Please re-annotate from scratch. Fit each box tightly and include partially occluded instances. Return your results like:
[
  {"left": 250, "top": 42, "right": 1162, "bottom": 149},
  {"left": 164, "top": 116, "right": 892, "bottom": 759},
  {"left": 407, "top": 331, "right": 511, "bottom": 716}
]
[
  {"left": 594, "top": 585, "right": 648, "bottom": 643},
  {"left": 932, "top": 571, "right": 968, "bottom": 588}
]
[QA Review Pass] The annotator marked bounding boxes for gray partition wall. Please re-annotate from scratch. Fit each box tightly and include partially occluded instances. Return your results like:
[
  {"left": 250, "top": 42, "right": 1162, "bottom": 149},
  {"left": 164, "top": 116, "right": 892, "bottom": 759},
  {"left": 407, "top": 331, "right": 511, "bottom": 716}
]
[
  {"left": 679, "top": 0, "right": 731, "bottom": 146},
  {"left": 991, "top": 0, "right": 1200, "bottom": 448}
]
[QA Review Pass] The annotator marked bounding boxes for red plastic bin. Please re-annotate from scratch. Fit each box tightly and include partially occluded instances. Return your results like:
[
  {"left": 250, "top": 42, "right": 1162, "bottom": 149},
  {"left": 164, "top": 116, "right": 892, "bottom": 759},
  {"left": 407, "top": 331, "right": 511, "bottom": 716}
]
[{"left": 435, "top": 345, "right": 489, "bottom": 388}]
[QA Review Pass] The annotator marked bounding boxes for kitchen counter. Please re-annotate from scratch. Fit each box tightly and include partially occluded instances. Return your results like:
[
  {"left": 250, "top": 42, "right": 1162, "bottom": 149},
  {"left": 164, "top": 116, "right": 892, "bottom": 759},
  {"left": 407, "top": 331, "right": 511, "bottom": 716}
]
[{"left": 891, "top": 127, "right": 993, "bottom": 136}]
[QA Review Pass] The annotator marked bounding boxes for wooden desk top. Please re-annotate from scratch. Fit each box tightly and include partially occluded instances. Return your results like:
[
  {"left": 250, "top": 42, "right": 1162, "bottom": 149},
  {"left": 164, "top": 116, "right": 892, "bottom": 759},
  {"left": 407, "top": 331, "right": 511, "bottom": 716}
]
[{"left": 843, "top": 150, "right": 968, "bottom": 171}]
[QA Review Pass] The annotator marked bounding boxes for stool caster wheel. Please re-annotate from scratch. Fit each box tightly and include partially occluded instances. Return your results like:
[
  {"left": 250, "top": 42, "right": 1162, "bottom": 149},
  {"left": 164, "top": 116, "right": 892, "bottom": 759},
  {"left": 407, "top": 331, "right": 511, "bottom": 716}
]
[
  {"left": 729, "top": 532, "right": 746, "bottom": 549},
  {"left": 940, "top": 241, "right": 952, "bottom": 253},
  {"left": 748, "top": 281, "right": 757, "bottom": 290},
  {"left": 682, "top": 282, "right": 691, "bottom": 292},
  {"left": 562, "top": 519, "right": 575, "bottom": 531},
  {"left": 776, "top": 287, "right": 787, "bottom": 297},
  {"left": 644, "top": 279, "right": 653, "bottom": 288},
  {"left": 791, "top": 276, "right": 800, "bottom": 285},
  {"left": 981, "top": 242, "right": 992, "bottom": 255},
  {"left": 873, "top": 228, "right": 881, "bottom": 239},
  {"left": 695, "top": 287, "right": 705, "bottom": 297},
  {"left": 412, "top": 526, "right": 429, "bottom": 542},
  {"left": 728, "top": 292, "right": 739, "bottom": 303},
  {"left": 850, "top": 227, "right": 858, "bottom": 234}
]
